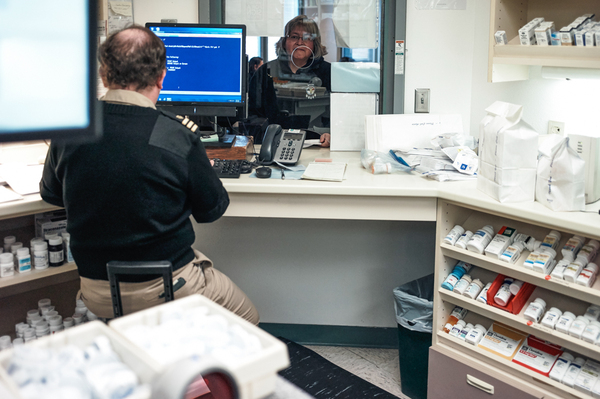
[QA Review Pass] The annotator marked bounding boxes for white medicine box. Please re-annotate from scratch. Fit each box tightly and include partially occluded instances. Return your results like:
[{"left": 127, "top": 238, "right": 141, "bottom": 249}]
[
  {"left": 0, "top": 321, "right": 160, "bottom": 399},
  {"left": 109, "top": 294, "right": 290, "bottom": 399}
]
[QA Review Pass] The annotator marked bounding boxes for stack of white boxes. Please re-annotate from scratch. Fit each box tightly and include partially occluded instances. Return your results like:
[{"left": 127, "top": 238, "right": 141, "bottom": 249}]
[
  {"left": 558, "top": 14, "right": 598, "bottom": 46},
  {"left": 518, "top": 14, "right": 600, "bottom": 46},
  {"left": 519, "top": 17, "right": 545, "bottom": 45}
]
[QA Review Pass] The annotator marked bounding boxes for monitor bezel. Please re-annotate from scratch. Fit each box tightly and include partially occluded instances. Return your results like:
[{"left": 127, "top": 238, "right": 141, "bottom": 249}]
[
  {"left": 146, "top": 22, "right": 247, "bottom": 118},
  {"left": 0, "top": 0, "right": 100, "bottom": 143}
]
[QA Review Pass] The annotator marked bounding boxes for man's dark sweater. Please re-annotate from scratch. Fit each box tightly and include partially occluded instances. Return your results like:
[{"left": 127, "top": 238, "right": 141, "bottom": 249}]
[{"left": 40, "top": 101, "right": 229, "bottom": 282}]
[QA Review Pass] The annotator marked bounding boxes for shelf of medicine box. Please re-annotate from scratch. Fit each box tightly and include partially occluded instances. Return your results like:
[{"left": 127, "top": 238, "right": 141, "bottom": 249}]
[
  {"left": 437, "top": 327, "right": 591, "bottom": 399},
  {"left": 487, "top": 0, "right": 600, "bottom": 82},
  {"left": 439, "top": 282, "right": 600, "bottom": 362},
  {"left": 441, "top": 243, "right": 600, "bottom": 307},
  {"left": 439, "top": 206, "right": 600, "bottom": 302},
  {"left": 0, "top": 262, "right": 78, "bottom": 299},
  {"left": 439, "top": 200, "right": 600, "bottom": 249}
]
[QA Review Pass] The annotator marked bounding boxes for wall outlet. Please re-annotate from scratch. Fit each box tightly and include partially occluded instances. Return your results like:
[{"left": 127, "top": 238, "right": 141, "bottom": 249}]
[
  {"left": 415, "top": 88, "right": 430, "bottom": 113},
  {"left": 548, "top": 120, "right": 565, "bottom": 135}
]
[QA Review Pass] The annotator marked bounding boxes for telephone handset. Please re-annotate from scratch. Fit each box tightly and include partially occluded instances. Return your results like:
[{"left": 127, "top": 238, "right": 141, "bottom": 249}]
[{"left": 258, "top": 124, "right": 306, "bottom": 165}]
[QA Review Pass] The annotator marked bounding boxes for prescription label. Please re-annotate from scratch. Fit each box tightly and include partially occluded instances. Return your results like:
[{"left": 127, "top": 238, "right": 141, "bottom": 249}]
[{"left": 478, "top": 322, "right": 527, "bottom": 360}]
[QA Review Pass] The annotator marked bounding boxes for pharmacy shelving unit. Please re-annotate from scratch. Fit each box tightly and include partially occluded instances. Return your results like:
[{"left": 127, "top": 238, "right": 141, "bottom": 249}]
[
  {"left": 488, "top": 0, "right": 600, "bottom": 82},
  {"left": 0, "top": 197, "right": 79, "bottom": 337},
  {"left": 432, "top": 199, "right": 600, "bottom": 398}
]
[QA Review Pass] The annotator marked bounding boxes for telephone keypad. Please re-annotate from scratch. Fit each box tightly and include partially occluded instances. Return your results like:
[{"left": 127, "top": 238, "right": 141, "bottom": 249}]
[{"left": 274, "top": 131, "right": 304, "bottom": 164}]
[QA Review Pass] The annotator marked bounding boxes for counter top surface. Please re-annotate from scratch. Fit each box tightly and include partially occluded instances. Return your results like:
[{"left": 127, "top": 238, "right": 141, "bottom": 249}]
[{"left": 3, "top": 148, "right": 599, "bottom": 237}]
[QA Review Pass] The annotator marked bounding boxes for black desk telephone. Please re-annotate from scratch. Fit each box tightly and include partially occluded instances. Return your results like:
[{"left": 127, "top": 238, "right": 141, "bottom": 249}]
[{"left": 258, "top": 124, "right": 306, "bottom": 165}]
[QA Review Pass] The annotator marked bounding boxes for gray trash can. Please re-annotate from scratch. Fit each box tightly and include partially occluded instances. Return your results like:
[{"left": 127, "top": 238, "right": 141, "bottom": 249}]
[{"left": 393, "top": 273, "right": 434, "bottom": 399}]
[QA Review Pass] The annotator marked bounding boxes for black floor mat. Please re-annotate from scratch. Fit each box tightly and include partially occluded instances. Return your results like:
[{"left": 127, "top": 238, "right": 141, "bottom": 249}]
[{"left": 277, "top": 337, "right": 400, "bottom": 399}]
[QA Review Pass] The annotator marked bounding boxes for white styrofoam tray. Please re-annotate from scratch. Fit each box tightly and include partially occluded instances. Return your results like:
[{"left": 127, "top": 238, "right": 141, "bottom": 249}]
[
  {"left": 109, "top": 294, "right": 290, "bottom": 399},
  {"left": 0, "top": 321, "right": 161, "bottom": 399}
]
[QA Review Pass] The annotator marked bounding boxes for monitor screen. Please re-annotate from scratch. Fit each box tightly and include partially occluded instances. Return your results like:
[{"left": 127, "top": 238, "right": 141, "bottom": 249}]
[
  {"left": 146, "top": 23, "right": 246, "bottom": 118},
  {"left": 0, "top": 0, "right": 100, "bottom": 142}
]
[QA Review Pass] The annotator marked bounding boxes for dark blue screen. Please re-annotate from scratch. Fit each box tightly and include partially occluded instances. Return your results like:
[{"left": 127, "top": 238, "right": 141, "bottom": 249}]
[{"left": 148, "top": 26, "right": 243, "bottom": 105}]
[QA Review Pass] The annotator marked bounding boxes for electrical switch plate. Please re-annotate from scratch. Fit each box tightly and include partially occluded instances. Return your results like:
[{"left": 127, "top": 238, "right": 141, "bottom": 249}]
[
  {"left": 415, "top": 88, "right": 430, "bottom": 113},
  {"left": 548, "top": 120, "right": 565, "bottom": 135},
  {"left": 161, "top": 19, "right": 177, "bottom": 23}
]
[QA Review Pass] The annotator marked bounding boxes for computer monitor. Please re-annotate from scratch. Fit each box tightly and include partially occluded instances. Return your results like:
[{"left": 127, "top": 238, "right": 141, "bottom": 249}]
[
  {"left": 0, "top": 0, "right": 100, "bottom": 143},
  {"left": 146, "top": 23, "right": 246, "bottom": 119}
]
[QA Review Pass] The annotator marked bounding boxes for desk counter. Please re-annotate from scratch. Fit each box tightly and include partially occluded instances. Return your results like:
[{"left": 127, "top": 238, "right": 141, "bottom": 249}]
[
  {"left": 2, "top": 147, "right": 599, "bottom": 236},
  {"left": 220, "top": 148, "right": 600, "bottom": 238}
]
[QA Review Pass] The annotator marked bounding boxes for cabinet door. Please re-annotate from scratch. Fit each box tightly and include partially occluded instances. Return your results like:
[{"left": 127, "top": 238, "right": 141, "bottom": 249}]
[{"left": 428, "top": 346, "right": 542, "bottom": 399}]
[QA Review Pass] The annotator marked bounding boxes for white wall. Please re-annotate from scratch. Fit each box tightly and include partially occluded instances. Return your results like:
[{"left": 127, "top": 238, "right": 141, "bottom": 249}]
[
  {"left": 404, "top": 0, "right": 600, "bottom": 138},
  {"left": 194, "top": 217, "right": 435, "bottom": 328},
  {"left": 132, "top": 0, "right": 198, "bottom": 26},
  {"left": 403, "top": 1, "right": 476, "bottom": 131}
]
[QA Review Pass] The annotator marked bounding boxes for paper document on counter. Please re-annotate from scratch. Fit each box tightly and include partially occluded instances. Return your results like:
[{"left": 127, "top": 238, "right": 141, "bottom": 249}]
[
  {"left": 365, "top": 114, "right": 463, "bottom": 153},
  {"left": 303, "top": 139, "right": 322, "bottom": 148},
  {"left": 0, "top": 164, "right": 44, "bottom": 195},
  {"left": 0, "top": 185, "right": 23, "bottom": 203},
  {"left": 302, "top": 162, "right": 347, "bottom": 182}
]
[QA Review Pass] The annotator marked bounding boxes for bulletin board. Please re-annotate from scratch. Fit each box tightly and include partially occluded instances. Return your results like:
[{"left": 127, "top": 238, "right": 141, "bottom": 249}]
[{"left": 107, "top": 0, "right": 134, "bottom": 35}]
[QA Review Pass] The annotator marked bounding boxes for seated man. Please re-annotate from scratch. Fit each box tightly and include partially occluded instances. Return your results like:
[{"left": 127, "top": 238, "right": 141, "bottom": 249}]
[{"left": 40, "top": 25, "right": 259, "bottom": 324}]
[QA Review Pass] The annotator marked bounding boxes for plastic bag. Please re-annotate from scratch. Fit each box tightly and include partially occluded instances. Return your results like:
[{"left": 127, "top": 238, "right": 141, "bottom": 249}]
[
  {"left": 536, "top": 135, "right": 585, "bottom": 211},
  {"left": 360, "top": 149, "right": 413, "bottom": 175},
  {"left": 393, "top": 274, "right": 434, "bottom": 333},
  {"left": 477, "top": 101, "right": 539, "bottom": 203}
]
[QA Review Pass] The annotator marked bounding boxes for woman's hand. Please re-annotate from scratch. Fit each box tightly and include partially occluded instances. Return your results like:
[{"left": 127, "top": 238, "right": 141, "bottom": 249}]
[{"left": 320, "top": 133, "right": 330, "bottom": 148}]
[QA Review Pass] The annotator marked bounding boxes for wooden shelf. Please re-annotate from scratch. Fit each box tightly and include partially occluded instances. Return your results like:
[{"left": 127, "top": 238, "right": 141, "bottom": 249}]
[
  {"left": 433, "top": 198, "right": 600, "bottom": 397},
  {"left": 493, "top": 43, "right": 600, "bottom": 69},
  {"left": 441, "top": 244, "right": 600, "bottom": 306},
  {"left": 0, "top": 263, "right": 78, "bottom": 299},
  {"left": 437, "top": 332, "right": 591, "bottom": 399},
  {"left": 439, "top": 289, "right": 600, "bottom": 361},
  {"left": 0, "top": 194, "right": 59, "bottom": 221}
]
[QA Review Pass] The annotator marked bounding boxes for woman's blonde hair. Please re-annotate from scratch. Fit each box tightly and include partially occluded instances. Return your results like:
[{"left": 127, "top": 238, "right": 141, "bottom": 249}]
[{"left": 275, "top": 15, "right": 328, "bottom": 59}]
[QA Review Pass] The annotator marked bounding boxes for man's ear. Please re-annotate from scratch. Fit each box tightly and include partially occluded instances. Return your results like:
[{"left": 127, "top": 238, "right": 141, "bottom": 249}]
[
  {"left": 157, "top": 69, "right": 167, "bottom": 90},
  {"left": 99, "top": 65, "right": 109, "bottom": 88}
]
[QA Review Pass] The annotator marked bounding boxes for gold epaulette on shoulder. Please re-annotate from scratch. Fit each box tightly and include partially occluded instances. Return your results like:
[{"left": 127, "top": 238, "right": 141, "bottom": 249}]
[{"left": 175, "top": 115, "right": 199, "bottom": 133}]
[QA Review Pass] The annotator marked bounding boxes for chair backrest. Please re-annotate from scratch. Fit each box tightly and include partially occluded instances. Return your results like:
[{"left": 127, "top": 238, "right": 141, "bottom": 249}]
[{"left": 106, "top": 261, "right": 174, "bottom": 318}]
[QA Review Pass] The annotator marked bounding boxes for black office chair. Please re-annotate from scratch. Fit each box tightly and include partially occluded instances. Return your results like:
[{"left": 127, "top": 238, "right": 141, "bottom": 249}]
[{"left": 106, "top": 261, "right": 174, "bottom": 318}]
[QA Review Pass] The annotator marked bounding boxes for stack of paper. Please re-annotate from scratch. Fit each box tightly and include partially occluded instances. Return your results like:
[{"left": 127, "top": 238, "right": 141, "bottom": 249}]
[
  {"left": 365, "top": 113, "right": 464, "bottom": 153},
  {"left": 301, "top": 162, "right": 347, "bottom": 182},
  {"left": 392, "top": 136, "right": 479, "bottom": 182}
]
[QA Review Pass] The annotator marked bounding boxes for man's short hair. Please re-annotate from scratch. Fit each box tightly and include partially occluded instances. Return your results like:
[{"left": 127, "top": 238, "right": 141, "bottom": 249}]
[{"left": 98, "top": 25, "right": 166, "bottom": 91}]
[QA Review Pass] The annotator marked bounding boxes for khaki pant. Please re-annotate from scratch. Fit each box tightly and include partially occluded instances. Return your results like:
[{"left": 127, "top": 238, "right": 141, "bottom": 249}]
[{"left": 78, "top": 249, "right": 259, "bottom": 325}]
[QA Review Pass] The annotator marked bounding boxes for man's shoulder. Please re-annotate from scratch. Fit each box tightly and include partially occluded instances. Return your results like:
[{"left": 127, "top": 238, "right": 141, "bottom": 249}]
[
  {"left": 157, "top": 108, "right": 200, "bottom": 134},
  {"left": 150, "top": 109, "right": 201, "bottom": 158}
]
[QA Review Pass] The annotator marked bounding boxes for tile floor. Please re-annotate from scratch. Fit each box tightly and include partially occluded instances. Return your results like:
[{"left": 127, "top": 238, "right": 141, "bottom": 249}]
[{"left": 303, "top": 345, "right": 408, "bottom": 398}]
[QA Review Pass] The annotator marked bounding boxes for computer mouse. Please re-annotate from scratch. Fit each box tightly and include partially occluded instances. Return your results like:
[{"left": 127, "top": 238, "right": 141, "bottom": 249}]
[{"left": 255, "top": 167, "right": 272, "bottom": 178}]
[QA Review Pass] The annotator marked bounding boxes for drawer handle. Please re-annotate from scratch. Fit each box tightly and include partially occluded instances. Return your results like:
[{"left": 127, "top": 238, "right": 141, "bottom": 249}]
[{"left": 467, "top": 374, "right": 494, "bottom": 395}]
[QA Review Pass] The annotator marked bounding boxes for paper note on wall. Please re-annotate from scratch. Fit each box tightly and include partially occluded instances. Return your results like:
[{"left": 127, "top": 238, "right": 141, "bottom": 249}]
[
  {"left": 364, "top": 114, "right": 463, "bottom": 153},
  {"left": 108, "top": 0, "right": 133, "bottom": 34},
  {"left": 332, "top": 0, "right": 378, "bottom": 48},
  {"left": 225, "top": 0, "right": 284, "bottom": 37},
  {"left": 109, "top": 1, "right": 133, "bottom": 16}
]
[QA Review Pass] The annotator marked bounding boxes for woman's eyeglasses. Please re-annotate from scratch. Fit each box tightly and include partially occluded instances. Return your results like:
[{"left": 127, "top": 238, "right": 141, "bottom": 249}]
[{"left": 286, "top": 33, "right": 315, "bottom": 42}]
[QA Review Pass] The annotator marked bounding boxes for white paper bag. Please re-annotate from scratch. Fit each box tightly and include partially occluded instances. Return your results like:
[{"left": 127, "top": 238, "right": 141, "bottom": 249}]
[
  {"left": 536, "top": 135, "right": 585, "bottom": 211},
  {"left": 477, "top": 101, "right": 539, "bottom": 202}
]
